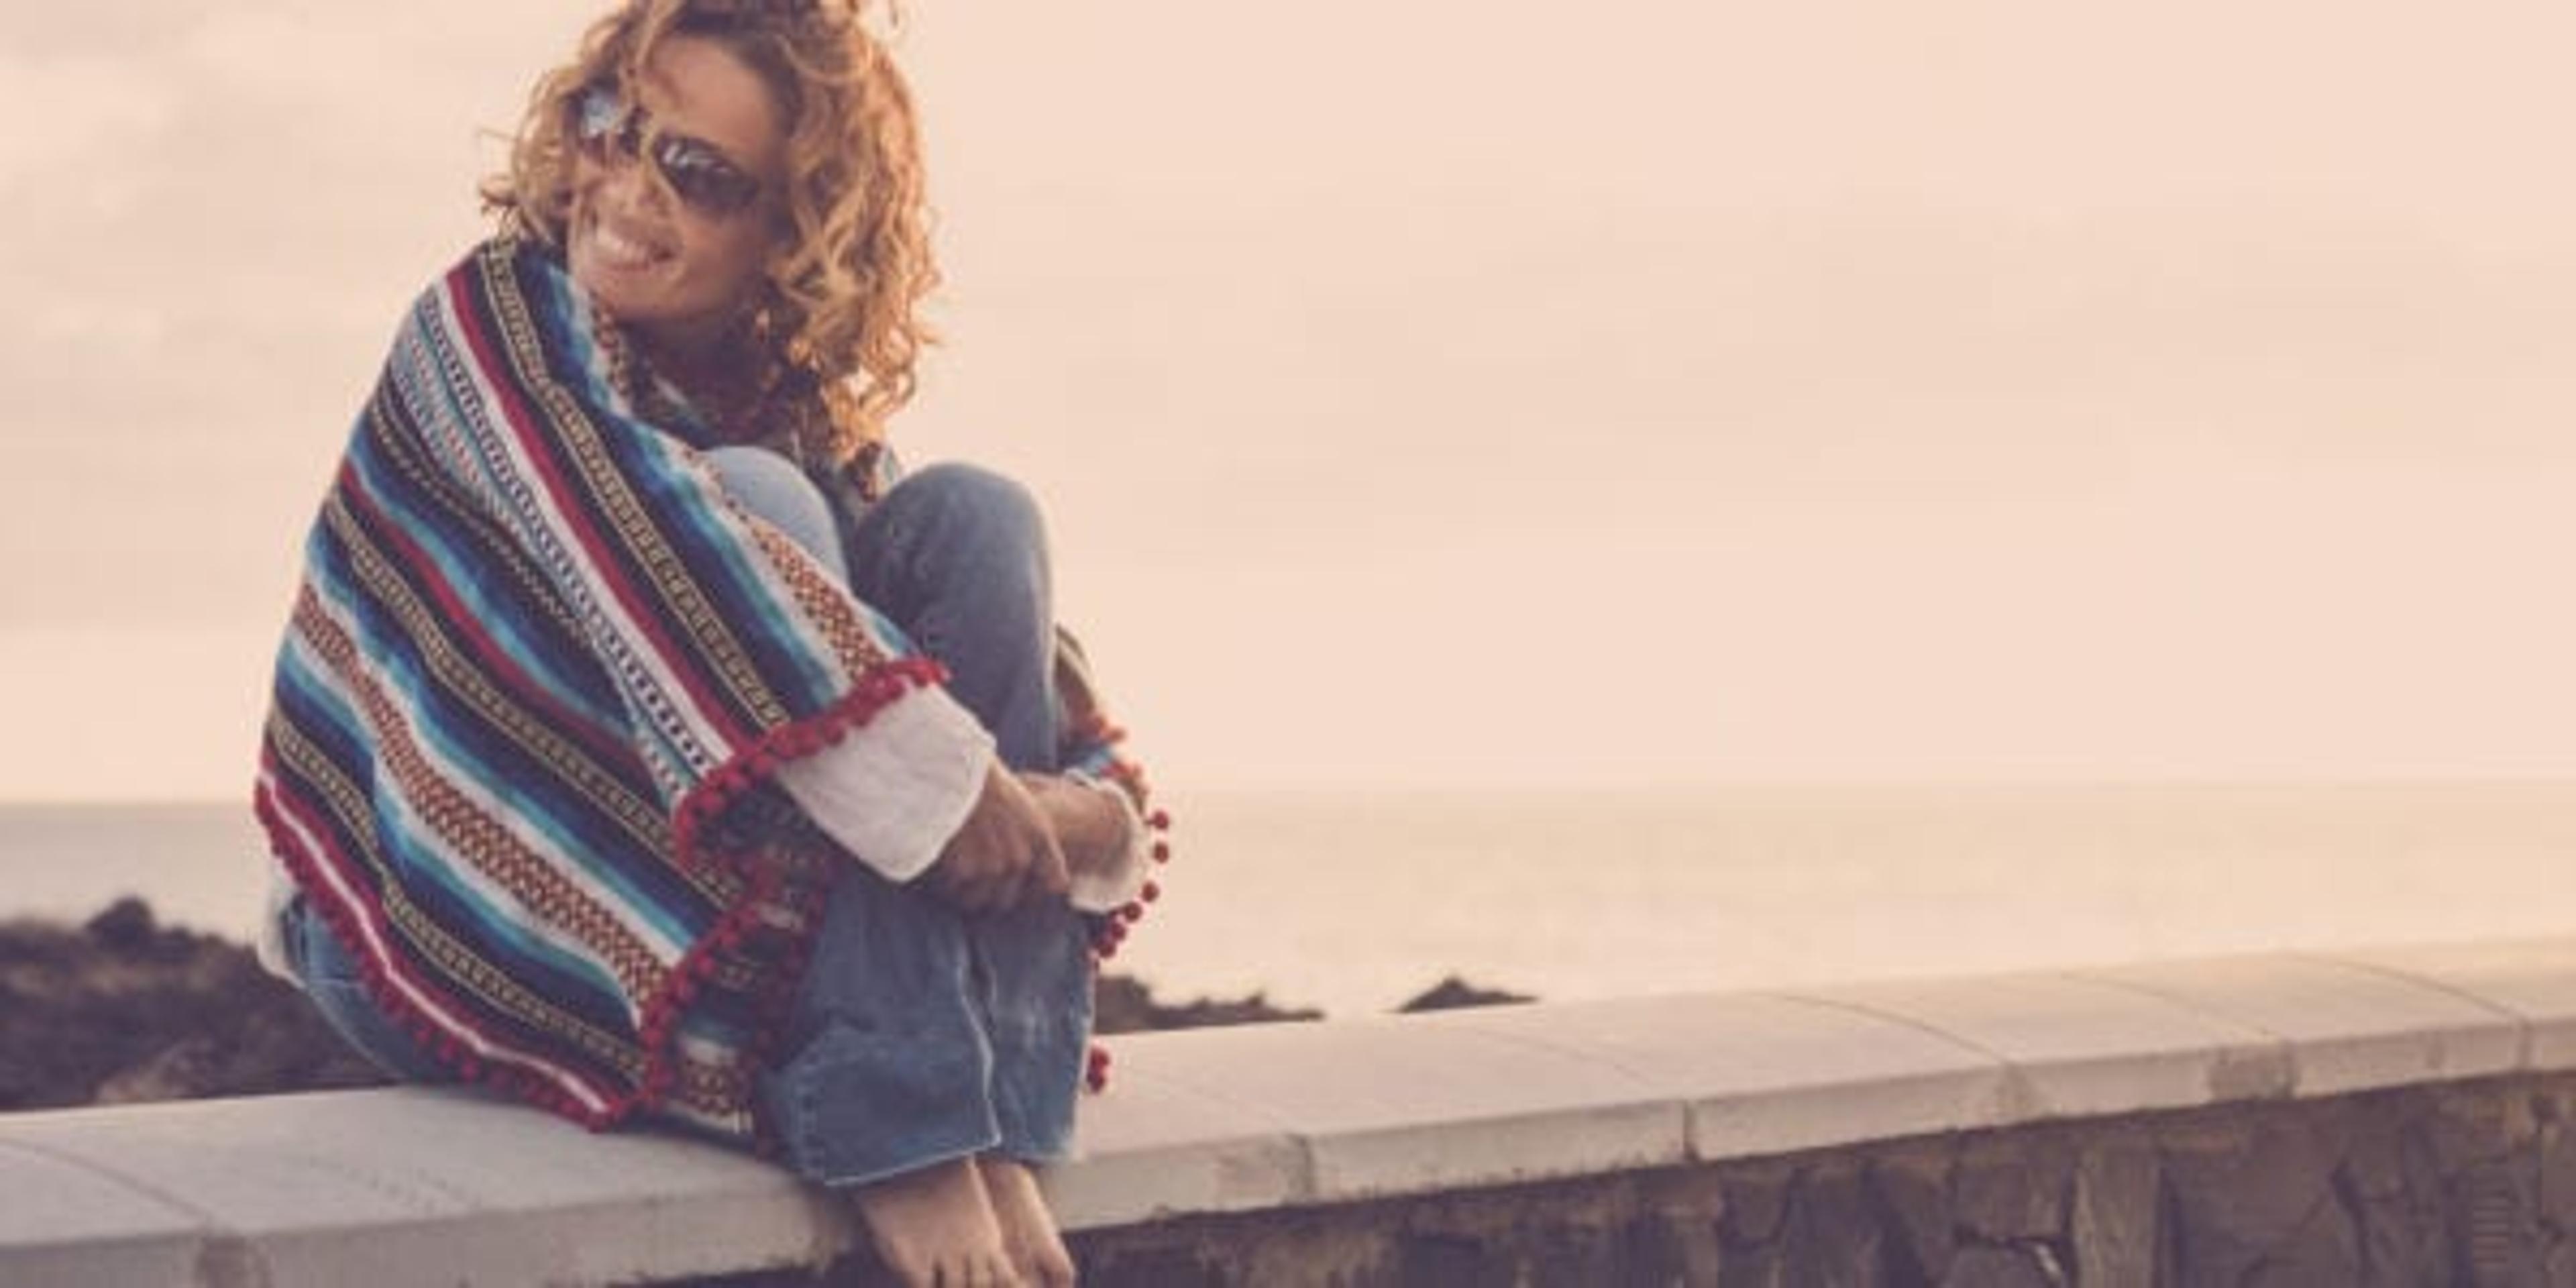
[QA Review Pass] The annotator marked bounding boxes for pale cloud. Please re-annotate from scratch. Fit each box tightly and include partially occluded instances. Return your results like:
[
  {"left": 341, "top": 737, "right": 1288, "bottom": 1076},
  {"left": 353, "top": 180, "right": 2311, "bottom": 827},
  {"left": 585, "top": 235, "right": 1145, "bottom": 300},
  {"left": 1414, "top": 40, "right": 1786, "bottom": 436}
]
[
  {"left": 0, "top": 55, "right": 176, "bottom": 189},
  {"left": 0, "top": 628, "right": 275, "bottom": 801},
  {"left": 173, "top": 3, "right": 576, "bottom": 113},
  {"left": 178, "top": 7, "right": 396, "bottom": 99},
  {"left": 13, "top": 0, "right": 2576, "bottom": 792},
  {"left": 24, "top": 299, "right": 172, "bottom": 355}
]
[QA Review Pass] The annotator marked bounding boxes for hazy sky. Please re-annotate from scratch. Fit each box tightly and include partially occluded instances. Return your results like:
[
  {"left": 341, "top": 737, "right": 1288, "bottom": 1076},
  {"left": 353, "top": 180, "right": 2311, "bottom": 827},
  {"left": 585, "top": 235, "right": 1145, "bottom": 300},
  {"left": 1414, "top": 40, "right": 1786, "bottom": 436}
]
[{"left": 6, "top": 1, "right": 2576, "bottom": 798}]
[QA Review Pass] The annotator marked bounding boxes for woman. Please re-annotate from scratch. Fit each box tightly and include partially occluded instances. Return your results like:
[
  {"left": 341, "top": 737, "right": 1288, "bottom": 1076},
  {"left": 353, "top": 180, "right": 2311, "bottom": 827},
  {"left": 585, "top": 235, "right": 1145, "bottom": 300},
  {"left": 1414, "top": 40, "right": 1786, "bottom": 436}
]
[{"left": 252, "top": 2, "right": 1164, "bottom": 1283}]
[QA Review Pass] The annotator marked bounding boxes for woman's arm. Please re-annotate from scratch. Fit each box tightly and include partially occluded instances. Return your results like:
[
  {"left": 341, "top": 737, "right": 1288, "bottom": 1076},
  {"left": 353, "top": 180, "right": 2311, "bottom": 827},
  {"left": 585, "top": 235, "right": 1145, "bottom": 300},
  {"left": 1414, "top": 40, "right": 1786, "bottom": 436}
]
[
  {"left": 1020, "top": 772, "right": 1130, "bottom": 874},
  {"left": 925, "top": 765, "right": 1070, "bottom": 913},
  {"left": 1018, "top": 627, "right": 1161, "bottom": 912}
]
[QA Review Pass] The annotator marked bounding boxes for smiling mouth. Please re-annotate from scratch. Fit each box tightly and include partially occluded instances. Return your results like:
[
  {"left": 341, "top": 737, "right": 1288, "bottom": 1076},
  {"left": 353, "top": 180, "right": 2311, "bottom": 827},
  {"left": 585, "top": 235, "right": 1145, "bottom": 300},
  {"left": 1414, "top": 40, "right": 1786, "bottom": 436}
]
[{"left": 586, "top": 213, "right": 674, "bottom": 271}]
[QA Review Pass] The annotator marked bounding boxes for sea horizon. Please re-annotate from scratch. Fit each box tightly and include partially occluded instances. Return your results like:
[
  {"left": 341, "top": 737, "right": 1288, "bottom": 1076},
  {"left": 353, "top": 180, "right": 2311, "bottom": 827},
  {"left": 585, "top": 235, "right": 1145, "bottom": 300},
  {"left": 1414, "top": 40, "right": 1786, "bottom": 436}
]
[{"left": 10, "top": 777, "right": 2576, "bottom": 1019}]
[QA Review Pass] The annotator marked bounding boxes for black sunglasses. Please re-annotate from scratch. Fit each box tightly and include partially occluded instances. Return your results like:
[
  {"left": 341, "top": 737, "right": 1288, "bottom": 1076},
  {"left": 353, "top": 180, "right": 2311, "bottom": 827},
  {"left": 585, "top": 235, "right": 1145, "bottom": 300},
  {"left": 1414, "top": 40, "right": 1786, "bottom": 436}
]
[{"left": 571, "top": 84, "right": 766, "bottom": 219}]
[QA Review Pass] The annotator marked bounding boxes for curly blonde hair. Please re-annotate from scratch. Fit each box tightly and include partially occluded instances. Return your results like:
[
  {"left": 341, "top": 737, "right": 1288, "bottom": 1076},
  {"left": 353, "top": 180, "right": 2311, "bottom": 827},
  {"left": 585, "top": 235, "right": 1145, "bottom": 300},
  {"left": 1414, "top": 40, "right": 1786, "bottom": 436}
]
[{"left": 482, "top": 0, "right": 936, "bottom": 464}]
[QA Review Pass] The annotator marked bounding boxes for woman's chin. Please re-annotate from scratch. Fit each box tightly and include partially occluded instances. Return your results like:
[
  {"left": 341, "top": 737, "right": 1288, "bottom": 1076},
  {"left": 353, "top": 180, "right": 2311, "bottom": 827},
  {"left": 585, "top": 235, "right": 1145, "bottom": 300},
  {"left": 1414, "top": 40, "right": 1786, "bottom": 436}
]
[
  {"left": 576, "top": 267, "right": 727, "bottom": 348},
  {"left": 571, "top": 250, "right": 665, "bottom": 313}
]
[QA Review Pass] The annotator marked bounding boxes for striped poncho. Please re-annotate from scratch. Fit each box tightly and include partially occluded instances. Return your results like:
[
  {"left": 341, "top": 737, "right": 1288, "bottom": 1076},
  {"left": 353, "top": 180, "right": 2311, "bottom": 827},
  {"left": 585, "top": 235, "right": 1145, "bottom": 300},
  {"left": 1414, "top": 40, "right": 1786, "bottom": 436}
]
[{"left": 256, "top": 238, "right": 994, "bottom": 1138}]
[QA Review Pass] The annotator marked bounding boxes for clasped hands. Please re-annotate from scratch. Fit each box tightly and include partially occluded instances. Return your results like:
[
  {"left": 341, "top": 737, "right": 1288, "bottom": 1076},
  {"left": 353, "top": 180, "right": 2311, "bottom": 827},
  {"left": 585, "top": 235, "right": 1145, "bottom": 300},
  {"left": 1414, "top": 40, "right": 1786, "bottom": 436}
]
[{"left": 920, "top": 763, "right": 1124, "bottom": 914}]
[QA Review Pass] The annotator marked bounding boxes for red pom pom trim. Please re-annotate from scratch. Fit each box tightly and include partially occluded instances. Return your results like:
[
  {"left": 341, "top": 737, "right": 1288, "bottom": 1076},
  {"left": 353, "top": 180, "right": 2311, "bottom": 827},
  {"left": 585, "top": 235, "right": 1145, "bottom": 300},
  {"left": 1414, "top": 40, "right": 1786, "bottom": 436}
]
[{"left": 258, "top": 652, "right": 933, "bottom": 1138}]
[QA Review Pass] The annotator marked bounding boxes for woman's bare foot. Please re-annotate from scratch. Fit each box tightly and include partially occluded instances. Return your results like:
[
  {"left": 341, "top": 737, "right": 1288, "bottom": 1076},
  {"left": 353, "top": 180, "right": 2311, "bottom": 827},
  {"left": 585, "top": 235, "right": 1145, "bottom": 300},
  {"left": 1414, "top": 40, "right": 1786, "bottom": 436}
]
[
  {"left": 980, "top": 1157, "right": 1077, "bottom": 1287},
  {"left": 850, "top": 1157, "right": 1021, "bottom": 1287}
]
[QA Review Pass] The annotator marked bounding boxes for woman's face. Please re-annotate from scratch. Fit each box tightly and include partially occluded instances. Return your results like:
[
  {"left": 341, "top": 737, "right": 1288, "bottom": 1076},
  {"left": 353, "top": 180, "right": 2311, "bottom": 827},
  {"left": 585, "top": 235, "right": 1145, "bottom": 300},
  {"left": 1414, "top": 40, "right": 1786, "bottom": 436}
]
[{"left": 566, "top": 34, "right": 788, "bottom": 362}]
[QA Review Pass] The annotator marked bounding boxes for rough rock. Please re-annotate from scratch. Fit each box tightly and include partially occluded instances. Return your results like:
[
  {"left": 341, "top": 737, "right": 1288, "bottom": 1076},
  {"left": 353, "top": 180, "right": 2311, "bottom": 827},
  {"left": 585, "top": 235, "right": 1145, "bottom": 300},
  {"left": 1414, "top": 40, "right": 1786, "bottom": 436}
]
[
  {"left": 0, "top": 900, "right": 386, "bottom": 1109},
  {"left": 2542, "top": 1238, "right": 2576, "bottom": 1288},
  {"left": 2070, "top": 1133, "right": 2159, "bottom": 1288},
  {"left": 1956, "top": 1134, "right": 2072, "bottom": 1242},
  {"left": 1089, "top": 974, "right": 1322, "bottom": 1034},
  {"left": 2162, "top": 1118, "right": 2342, "bottom": 1287},
  {"left": 2431, "top": 1088, "right": 2532, "bottom": 1175},
  {"left": 2541, "top": 1121, "right": 2576, "bottom": 1234},
  {"left": 2342, "top": 1108, "right": 2452, "bottom": 1287},
  {"left": 1869, "top": 1144, "right": 1956, "bottom": 1284},
  {"left": 4, "top": 899, "right": 1365, "bottom": 1109},
  {"left": 1937, "top": 1244, "right": 2055, "bottom": 1288},
  {"left": 1719, "top": 1242, "right": 1790, "bottom": 1288},
  {"left": 2452, "top": 1161, "right": 2544, "bottom": 1288},
  {"left": 1723, "top": 1161, "right": 1799, "bottom": 1248},
  {"left": 1644, "top": 1170, "right": 1730, "bottom": 1286},
  {"left": 1781, "top": 1164, "right": 1885, "bottom": 1288},
  {"left": 1396, "top": 975, "right": 1535, "bottom": 1013},
  {"left": 2245, "top": 1186, "right": 2363, "bottom": 1287}
]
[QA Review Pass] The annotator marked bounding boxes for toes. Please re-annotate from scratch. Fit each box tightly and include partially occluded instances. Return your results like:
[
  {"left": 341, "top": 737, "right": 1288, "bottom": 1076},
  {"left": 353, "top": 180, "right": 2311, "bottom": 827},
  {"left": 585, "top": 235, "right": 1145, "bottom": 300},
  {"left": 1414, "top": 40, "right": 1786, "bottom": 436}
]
[
  {"left": 1036, "top": 1236, "right": 1077, "bottom": 1281},
  {"left": 1006, "top": 1236, "right": 1074, "bottom": 1287},
  {"left": 876, "top": 1248, "right": 928, "bottom": 1288},
  {"left": 1018, "top": 1229, "right": 1075, "bottom": 1288},
  {"left": 872, "top": 1234, "right": 938, "bottom": 1287}
]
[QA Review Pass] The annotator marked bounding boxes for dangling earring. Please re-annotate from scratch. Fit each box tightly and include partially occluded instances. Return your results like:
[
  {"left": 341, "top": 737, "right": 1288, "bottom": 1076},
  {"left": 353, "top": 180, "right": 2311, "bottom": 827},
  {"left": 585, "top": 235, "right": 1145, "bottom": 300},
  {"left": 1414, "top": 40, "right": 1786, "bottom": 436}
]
[
  {"left": 735, "top": 291, "right": 775, "bottom": 360},
  {"left": 745, "top": 289, "right": 823, "bottom": 466}
]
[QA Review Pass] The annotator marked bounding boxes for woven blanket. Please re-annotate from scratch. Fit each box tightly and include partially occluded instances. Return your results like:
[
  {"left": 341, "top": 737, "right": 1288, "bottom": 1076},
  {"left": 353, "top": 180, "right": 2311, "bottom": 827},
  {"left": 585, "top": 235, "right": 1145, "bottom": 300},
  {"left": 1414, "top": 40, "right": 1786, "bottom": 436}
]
[{"left": 254, "top": 238, "right": 954, "bottom": 1137}]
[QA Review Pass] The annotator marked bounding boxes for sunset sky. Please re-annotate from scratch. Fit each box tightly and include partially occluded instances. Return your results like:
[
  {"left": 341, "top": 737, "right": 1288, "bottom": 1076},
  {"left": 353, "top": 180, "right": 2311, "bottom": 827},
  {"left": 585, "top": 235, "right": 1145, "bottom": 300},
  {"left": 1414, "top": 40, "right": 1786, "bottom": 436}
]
[{"left": 5, "top": 0, "right": 2576, "bottom": 799}]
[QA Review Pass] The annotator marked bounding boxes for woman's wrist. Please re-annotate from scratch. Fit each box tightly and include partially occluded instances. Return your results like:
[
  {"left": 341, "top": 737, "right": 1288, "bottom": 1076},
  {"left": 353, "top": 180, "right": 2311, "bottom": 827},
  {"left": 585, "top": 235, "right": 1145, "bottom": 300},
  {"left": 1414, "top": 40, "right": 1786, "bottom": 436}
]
[
  {"left": 1019, "top": 771, "right": 1150, "bottom": 911},
  {"left": 1018, "top": 772, "right": 1123, "bottom": 870}
]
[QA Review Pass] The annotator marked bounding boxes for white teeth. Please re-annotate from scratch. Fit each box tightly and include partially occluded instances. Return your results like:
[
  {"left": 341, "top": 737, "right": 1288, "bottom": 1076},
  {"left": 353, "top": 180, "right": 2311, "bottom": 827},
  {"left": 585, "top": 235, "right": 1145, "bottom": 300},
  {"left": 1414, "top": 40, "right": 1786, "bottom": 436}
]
[{"left": 591, "top": 219, "right": 667, "bottom": 269}]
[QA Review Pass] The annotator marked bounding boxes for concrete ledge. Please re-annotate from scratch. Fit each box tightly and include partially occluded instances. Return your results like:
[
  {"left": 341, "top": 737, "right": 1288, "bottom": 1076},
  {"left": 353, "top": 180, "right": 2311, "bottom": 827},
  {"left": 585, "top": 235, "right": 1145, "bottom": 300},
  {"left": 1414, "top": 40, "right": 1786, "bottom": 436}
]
[
  {"left": 0, "top": 1089, "right": 849, "bottom": 1287},
  {"left": 13, "top": 935, "right": 2576, "bottom": 1285}
]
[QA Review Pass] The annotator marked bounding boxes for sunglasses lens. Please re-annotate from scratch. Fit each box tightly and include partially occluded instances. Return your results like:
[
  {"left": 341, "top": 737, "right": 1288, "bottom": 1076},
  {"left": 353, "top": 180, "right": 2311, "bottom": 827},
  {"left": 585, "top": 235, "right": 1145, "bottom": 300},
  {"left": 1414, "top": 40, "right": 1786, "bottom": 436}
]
[
  {"left": 653, "top": 140, "right": 761, "bottom": 217},
  {"left": 572, "top": 86, "right": 761, "bottom": 218}
]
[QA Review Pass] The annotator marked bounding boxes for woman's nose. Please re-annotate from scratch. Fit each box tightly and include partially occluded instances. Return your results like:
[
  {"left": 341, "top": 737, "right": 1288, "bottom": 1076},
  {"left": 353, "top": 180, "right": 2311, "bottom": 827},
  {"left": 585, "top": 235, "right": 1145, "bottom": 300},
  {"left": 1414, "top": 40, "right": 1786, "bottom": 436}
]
[{"left": 588, "top": 152, "right": 672, "bottom": 217}]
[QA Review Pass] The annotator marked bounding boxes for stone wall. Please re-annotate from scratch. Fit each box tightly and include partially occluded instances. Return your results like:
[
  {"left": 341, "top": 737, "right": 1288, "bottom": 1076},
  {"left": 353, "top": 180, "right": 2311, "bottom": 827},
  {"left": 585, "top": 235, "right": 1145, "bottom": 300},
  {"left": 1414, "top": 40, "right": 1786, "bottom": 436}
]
[
  {"left": 1066, "top": 1072, "right": 2576, "bottom": 1287},
  {"left": 20, "top": 938, "right": 2576, "bottom": 1287}
]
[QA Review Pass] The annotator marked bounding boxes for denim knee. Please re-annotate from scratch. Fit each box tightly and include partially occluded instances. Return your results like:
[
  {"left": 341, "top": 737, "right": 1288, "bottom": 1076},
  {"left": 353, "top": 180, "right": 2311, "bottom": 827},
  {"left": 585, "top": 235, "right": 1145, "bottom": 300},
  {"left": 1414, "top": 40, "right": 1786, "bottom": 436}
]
[
  {"left": 704, "top": 445, "right": 849, "bottom": 583},
  {"left": 885, "top": 462, "right": 1047, "bottom": 561},
  {"left": 847, "top": 462, "right": 1058, "bottom": 765}
]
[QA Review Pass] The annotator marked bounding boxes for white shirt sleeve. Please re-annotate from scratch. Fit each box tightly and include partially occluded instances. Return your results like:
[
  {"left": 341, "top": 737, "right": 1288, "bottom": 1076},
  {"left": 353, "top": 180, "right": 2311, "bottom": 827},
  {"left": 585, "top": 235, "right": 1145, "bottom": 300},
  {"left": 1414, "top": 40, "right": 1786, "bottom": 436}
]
[{"left": 773, "top": 684, "right": 996, "bottom": 883}]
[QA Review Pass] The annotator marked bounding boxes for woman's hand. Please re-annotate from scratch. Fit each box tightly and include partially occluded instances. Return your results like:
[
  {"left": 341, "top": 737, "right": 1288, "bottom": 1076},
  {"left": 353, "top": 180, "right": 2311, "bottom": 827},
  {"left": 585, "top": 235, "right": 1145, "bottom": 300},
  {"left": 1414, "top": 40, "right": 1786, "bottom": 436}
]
[
  {"left": 1017, "top": 773, "right": 1130, "bottom": 881},
  {"left": 922, "top": 763, "right": 1069, "bottom": 914}
]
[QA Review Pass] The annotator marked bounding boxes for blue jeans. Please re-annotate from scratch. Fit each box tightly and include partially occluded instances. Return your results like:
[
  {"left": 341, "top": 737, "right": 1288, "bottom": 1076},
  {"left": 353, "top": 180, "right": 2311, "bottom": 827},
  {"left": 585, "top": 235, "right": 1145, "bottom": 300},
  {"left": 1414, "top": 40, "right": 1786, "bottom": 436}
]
[
  {"left": 280, "top": 894, "right": 454, "bottom": 1085},
  {"left": 284, "top": 450, "right": 1092, "bottom": 1186},
  {"left": 711, "top": 449, "right": 1093, "bottom": 1186}
]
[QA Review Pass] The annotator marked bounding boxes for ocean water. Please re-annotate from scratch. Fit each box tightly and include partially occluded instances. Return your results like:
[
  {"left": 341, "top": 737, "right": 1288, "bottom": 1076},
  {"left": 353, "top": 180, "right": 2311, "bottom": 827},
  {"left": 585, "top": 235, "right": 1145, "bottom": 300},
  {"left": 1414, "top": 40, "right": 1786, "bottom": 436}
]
[{"left": 10, "top": 782, "right": 2576, "bottom": 1019}]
